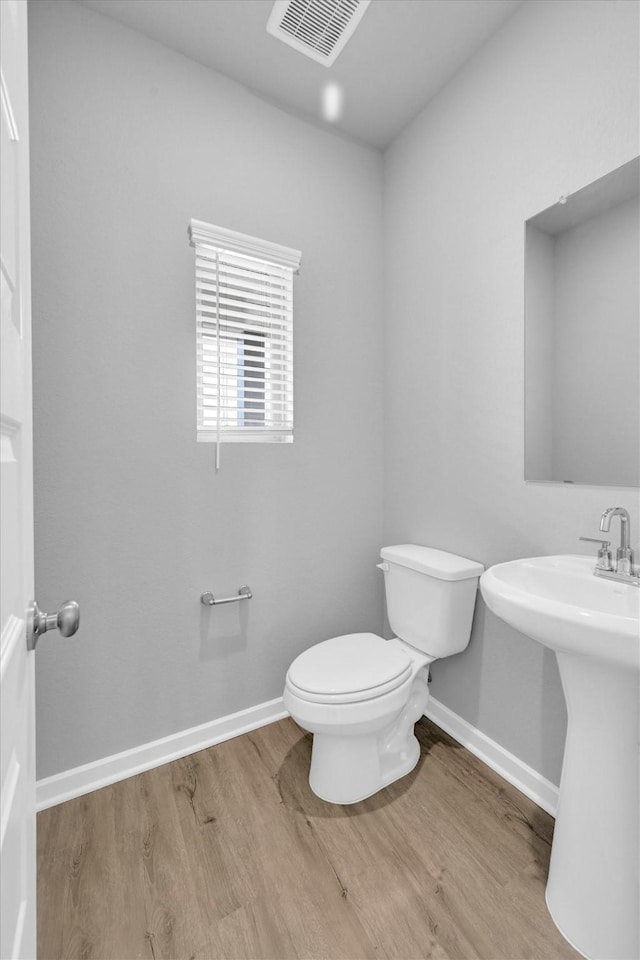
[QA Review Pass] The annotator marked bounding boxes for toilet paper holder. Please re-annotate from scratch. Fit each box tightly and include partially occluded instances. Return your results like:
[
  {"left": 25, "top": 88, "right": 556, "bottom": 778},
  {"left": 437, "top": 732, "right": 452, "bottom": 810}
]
[{"left": 200, "top": 585, "right": 252, "bottom": 606}]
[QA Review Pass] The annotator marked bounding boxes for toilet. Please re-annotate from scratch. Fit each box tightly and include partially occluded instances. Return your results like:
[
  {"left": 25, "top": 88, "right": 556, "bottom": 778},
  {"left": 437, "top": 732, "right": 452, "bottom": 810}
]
[{"left": 284, "top": 544, "right": 484, "bottom": 804}]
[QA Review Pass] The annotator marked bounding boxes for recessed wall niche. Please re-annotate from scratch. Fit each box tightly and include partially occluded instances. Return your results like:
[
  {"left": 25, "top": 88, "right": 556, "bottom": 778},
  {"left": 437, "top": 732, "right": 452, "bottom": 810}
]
[{"left": 525, "top": 157, "right": 639, "bottom": 487}]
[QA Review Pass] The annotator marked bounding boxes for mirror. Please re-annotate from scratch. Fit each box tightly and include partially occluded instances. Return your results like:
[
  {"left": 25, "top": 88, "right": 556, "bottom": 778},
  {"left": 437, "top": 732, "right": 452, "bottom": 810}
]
[{"left": 525, "top": 157, "right": 639, "bottom": 487}]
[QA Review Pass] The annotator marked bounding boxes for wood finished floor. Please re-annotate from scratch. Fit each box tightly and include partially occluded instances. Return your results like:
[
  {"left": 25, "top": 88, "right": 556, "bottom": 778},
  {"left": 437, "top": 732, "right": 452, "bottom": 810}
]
[{"left": 37, "top": 717, "right": 579, "bottom": 960}]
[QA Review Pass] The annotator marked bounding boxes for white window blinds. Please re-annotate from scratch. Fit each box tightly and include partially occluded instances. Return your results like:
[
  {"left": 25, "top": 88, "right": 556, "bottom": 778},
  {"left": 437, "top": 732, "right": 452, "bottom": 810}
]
[{"left": 189, "top": 220, "right": 301, "bottom": 463}]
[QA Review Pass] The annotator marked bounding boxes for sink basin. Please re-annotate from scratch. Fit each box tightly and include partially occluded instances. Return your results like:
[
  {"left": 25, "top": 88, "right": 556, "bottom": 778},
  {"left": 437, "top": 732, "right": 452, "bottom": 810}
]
[
  {"left": 480, "top": 555, "right": 639, "bottom": 960},
  {"left": 481, "top": 554, "right": 639, "bottom": 670}
]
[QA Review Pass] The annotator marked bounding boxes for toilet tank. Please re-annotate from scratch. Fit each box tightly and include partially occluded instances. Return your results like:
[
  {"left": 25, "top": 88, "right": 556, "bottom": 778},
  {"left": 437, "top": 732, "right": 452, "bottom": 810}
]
[{"left": 380, "top": 545, "right": 484, "bottom": 658}]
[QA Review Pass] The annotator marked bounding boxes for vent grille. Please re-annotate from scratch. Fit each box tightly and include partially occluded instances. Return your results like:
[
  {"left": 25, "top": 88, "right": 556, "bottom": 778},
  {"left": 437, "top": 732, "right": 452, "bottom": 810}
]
[
  {"left": 280, "top": 0, "right": 359, "bottom": 58},
  {"left": 267, "top": 0, "right": 371, "bottom": 67}
]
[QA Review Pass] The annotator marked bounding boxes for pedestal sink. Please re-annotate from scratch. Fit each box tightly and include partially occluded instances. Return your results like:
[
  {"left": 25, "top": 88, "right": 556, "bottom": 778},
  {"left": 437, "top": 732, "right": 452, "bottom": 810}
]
[{"left": 480, "top": 555, "right": 639, "bottom": 960}]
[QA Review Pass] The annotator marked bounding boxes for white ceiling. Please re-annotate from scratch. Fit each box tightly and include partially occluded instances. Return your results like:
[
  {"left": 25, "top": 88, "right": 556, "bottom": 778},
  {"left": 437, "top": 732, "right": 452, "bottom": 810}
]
[{"left": 77, "top": 0, "right": 524, "bottom": 149}]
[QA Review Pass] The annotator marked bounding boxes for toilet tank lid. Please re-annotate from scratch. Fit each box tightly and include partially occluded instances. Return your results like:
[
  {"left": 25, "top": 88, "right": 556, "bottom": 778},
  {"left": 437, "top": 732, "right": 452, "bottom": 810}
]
[{"left": 380, "top": 544, "right": 484, "bottom": 581}]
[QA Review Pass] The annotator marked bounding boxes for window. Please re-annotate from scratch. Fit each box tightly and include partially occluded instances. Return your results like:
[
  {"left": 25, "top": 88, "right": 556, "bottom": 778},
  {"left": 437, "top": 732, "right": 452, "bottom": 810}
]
[{"left": 188, "top": 220, "right": 301, "bottom": 462}]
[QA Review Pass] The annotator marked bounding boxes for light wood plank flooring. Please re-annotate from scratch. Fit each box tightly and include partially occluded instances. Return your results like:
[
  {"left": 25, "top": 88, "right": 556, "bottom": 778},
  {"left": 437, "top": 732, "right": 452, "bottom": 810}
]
[{"left": 37, "top": 717, "right": 579, "bottom": 960}]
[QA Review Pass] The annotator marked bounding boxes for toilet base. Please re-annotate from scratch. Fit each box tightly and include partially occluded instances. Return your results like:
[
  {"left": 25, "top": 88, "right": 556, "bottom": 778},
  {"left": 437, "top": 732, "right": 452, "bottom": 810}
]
[
  {"left": 306, "top": 670, "right": 430, "bottom": 804},
  {"left": 309, "top": 731, "right": 421, "bottom": 804}
]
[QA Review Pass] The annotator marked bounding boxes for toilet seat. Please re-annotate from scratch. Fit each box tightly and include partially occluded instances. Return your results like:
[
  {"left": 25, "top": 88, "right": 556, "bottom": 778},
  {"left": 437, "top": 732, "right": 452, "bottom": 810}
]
[{"left": 286, "top": 632, "right": 412, "bottom": 704}]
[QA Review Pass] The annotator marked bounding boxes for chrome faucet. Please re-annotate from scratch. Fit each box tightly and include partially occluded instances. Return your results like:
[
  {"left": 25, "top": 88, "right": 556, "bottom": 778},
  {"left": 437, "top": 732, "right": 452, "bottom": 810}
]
[
  {"left": 599, "top": 507, "right": 634, "bottom": 575},
  {"left": 580, "top": 507, "right": 639, "bottom": 586}
]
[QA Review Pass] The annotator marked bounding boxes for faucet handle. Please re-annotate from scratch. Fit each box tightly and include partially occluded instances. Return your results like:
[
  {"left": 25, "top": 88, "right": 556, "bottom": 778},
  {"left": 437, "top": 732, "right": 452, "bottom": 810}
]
[{"left": 579, "top": 537, "right": 613, "bottom": 570}]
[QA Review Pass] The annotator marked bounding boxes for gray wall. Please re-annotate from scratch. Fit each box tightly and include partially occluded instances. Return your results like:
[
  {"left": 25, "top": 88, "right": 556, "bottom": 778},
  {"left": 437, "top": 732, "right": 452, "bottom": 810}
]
[
  {"left": 383, "top": 0, "right": 639, "bottom": 784},
  {"left": 29, "top": 0, "right": 385, "bottom": 779}
]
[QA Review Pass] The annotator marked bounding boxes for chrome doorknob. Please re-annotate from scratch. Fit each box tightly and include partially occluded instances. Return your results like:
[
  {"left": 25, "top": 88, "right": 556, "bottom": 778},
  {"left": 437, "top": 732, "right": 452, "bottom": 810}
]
[{"left": 27, "top": 600, "right": 80, "bottom": 651}]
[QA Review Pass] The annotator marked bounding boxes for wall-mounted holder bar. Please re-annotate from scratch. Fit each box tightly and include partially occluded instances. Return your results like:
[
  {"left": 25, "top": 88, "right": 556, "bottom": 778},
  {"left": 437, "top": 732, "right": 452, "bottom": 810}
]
[{"left": 200, "top": 585, "right": 252, "bottom": 606}]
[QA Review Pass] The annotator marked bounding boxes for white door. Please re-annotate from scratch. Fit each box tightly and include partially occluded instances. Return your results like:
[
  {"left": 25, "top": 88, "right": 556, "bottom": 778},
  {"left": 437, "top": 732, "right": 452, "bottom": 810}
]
[{"left": 1, "top": 0, "right": 36, "bottom": 956}]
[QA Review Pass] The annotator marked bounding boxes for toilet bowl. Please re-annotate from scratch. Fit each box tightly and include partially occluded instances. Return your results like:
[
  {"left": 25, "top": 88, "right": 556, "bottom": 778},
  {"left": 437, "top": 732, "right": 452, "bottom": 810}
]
[
  {"left": 284, "top": 633, "right": 433, "bottom": 803},
  {"left": 284, "top": 545, "right": 484, "bottom": 804}
]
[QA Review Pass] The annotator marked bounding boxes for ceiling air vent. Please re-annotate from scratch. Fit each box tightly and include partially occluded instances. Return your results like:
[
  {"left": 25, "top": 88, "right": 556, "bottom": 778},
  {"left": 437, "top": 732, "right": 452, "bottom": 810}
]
[{"left": 267, "top": 0, "right": 371, "bottom": 67}]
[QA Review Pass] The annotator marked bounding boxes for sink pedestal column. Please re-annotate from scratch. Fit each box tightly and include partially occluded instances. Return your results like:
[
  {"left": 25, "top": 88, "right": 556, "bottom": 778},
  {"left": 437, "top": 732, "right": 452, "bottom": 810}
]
[{"left": 547, "top": 652, "right": 639, "bottom": 960}]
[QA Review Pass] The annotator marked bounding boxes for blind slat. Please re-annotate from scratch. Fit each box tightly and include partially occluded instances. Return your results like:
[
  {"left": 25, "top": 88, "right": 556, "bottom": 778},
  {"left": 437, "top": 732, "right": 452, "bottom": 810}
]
[
  {"left": 198, "top": 344, "right": 292, "bottom": 362},
  {"left": 197, "top": 308, "right": 292, "bottom": 330},
  {"left": 196, "top": 248, "right": 294, "bottom": 278},
  {"left": 197, "top": 281, "right": 291, "bottom": 307},
  {"left": 196, "top": 270, "right": 292, "bottom": 301},
  {"left": 198, "top": 338, "right": 292, "bottom": 359}
]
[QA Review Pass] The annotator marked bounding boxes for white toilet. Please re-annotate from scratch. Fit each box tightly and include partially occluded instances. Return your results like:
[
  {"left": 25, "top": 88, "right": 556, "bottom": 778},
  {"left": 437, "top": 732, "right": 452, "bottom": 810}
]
[{"left": 284, "top": 544, "right": 483, "bottom": 804}]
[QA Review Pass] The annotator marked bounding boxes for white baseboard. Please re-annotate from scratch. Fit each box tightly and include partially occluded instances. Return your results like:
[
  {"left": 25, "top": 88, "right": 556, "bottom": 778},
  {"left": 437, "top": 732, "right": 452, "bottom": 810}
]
[
  {"left": 36, "top": 693, "right": 559, "bottom": 818},
  {"left": 425, "top": 697, "right": 559, "bottom": 817},
  {"left": 36, "top": 696, "right": 288, "bottom": 811}
]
